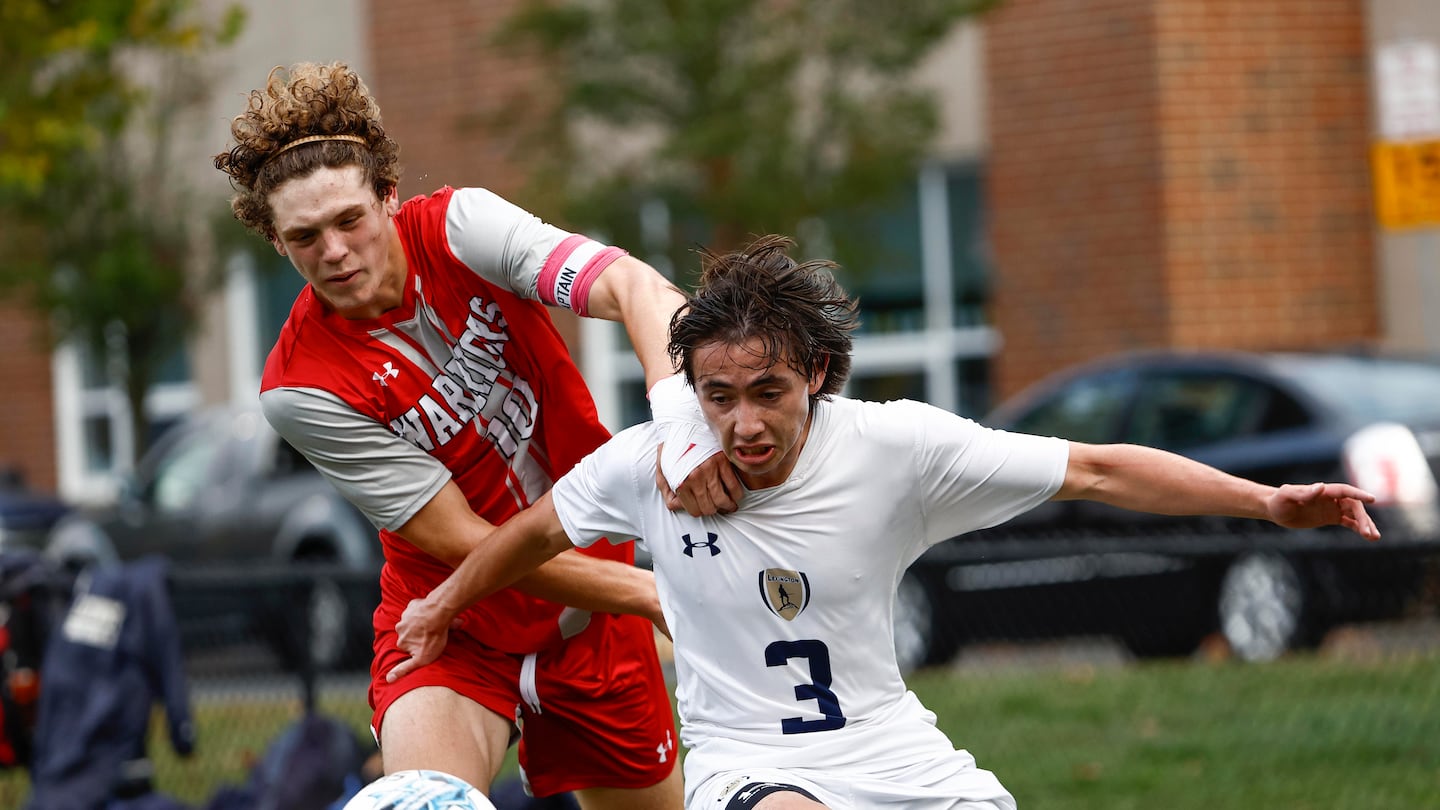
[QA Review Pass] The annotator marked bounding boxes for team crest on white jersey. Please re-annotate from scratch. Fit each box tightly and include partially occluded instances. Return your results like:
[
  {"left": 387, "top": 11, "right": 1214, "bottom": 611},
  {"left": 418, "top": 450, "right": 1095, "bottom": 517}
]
[{"left": 759, "top": 569, "right": 810, "bottom": 621}]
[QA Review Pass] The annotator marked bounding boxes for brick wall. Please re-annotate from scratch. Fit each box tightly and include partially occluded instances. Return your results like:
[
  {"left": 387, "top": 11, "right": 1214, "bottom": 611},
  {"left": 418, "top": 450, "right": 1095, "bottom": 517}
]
[
  {"left": 1154, "top": 1, "right": 1375, "bottom": 348},
  {"left": 367, "top": 0, "right": 580, "bottom": 349},
  {"left": 0, "top": 304, "right": 57, "bottom": 492},
  {"left": 986, "top": 0, "right": 1376, "bottom": 397},
  {"left": 367, "top": 0, "right": 550, "bottom": 201}
]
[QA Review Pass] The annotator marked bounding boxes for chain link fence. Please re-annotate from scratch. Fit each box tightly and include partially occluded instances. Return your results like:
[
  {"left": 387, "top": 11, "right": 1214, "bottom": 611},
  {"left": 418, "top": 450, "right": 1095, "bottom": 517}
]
[{"left": 2, "top": 539, "right": 1437, "bottom": 809}]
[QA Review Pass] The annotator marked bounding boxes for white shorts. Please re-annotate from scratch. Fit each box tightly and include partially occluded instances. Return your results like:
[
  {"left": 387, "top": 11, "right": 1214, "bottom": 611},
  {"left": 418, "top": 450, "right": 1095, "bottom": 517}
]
[{"left": 686, "top": 751, "right": 1017, "bottom": 810}]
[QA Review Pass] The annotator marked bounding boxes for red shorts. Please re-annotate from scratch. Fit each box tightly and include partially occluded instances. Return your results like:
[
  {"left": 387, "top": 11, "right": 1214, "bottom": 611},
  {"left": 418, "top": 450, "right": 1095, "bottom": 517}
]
[{"left": 370, "top": 609, "right": 677, "bottom": 796}]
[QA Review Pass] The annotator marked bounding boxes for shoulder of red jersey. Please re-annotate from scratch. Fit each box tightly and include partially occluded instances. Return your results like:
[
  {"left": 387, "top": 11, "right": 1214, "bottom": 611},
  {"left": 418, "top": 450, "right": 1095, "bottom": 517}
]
[
  {"left": 260, "top": 296, "right": 391, "bottom": 414},
  {"left": 394, "top": 186, "right": 459, "bottom": 265}
]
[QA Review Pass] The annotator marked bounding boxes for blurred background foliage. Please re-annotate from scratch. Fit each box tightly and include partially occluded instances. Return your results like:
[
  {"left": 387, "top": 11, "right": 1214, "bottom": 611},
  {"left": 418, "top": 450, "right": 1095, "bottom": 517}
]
[
  {"left": 0, "top": 0, "right": 245, "bottom": 457},
  {"left": 494, "top": 0, "right": 997, "bottom": 286}
]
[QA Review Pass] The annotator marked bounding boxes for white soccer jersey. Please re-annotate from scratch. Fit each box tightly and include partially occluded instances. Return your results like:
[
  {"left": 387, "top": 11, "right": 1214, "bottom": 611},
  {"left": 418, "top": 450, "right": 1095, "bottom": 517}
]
[{"left": 550, "top": 396, "right": 1068, "bottom": 799}]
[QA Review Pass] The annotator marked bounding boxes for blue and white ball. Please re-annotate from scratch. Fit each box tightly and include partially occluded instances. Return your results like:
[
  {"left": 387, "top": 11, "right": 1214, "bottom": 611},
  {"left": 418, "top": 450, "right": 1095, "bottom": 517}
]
[{"left": 342, "top": 769, "right": 497, "bottom": 810}]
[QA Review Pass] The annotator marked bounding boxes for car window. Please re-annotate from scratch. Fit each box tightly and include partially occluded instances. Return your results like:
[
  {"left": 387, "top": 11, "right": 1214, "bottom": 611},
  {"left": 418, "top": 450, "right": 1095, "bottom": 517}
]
[
  {"left": 1254, "top": 386, "right": 1310, "bottom": 433},
  {"left": 148, "top": 430, "right": 225, "bottom": 513},
  {"left": 1284, "top": 355, "right": 1440, "bottom": 424},
  {"left": 1010, "top": 373, "right": 1133, "bottom": 443},
  {"left": 1126, "top": 373, "right": 1291, "bottom": 452}
]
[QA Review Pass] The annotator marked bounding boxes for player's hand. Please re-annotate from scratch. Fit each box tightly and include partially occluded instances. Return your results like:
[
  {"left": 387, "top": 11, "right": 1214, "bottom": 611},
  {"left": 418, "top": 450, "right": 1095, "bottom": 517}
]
[
  {"left": 656, "top": 445, "right": 742, "bottom": 516},
  {"left": 386, "top": 597, "right": 462, "bottom": 682},
  {"left": 1267, "top": 482, "right": 1380, "bottom": 541}
]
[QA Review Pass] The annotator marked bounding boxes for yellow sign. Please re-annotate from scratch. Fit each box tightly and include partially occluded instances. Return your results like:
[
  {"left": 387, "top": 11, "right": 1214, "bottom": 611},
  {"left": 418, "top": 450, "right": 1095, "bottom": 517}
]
[{"left": 1372, "top": 140, "right": 1440, "bottom": 229}]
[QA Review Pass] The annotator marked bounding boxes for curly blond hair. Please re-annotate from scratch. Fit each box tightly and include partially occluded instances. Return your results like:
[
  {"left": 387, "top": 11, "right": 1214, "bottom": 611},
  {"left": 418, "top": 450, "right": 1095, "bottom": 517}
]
[{"left": 213, "top": 62, "right": 401, "bottom": 240}]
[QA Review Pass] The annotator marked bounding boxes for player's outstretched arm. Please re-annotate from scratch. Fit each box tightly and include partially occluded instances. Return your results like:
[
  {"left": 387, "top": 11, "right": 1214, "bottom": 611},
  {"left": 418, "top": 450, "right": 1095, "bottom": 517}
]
[
  {"left": 511, "top": 552, "right": 666, "bottom": 634},
  {"left": 399, "top": 482, "right": 661, "bottom": 621},
  {"left": 388, "top": 492, "right": 574, "bottom": 682},
  {"left": 1057, "top": 441, "right": 1380, "bottom": 541}
]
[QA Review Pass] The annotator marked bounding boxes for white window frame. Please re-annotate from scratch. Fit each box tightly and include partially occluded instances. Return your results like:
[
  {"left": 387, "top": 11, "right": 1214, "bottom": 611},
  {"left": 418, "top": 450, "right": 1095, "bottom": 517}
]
[{"left": 52, "top": 340, "right": 198, "bottom": 506}]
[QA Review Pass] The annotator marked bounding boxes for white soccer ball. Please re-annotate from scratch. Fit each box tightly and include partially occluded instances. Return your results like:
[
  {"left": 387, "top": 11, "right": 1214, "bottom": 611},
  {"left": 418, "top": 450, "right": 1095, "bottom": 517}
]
[{"left": 342, "top": 769, "right": 497, "bottom": 810}]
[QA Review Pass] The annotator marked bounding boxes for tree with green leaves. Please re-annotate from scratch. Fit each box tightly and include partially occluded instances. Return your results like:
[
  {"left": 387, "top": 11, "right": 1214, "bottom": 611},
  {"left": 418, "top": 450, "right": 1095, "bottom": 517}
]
[
  {"left": 498, "top": 0, "right": 995, "bottom": 280},
  {"left": 0, "top": 0, "right": 244, "bottom": 460}
]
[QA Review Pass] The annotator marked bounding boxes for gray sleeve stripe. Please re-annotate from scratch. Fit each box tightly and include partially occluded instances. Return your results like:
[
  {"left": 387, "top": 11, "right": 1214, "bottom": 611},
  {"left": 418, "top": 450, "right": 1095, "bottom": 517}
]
[{"left": 260, "top": 386, "right": 452, "bottom": 531}]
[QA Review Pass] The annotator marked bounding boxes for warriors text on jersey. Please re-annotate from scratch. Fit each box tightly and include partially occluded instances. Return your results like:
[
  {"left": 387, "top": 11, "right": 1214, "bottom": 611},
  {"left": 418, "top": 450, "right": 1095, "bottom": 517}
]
[
  {"left": 260, "top": 186, "right": 625, "bottom": 654},
  {"left": 549, "top": 396, "right": 1069, "bottom": 801}
]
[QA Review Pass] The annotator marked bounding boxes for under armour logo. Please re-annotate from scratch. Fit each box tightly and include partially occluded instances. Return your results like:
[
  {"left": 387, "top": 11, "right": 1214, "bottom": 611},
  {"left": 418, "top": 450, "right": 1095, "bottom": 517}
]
[
  {"left": 681, "top": 532, "right": 720, "bottom": 558},
  {"left": 372, "top": 362, "right": 399, "bottom": 386},
  {"left": 656, "top": 730, "right": 674, "bottom": 763}
]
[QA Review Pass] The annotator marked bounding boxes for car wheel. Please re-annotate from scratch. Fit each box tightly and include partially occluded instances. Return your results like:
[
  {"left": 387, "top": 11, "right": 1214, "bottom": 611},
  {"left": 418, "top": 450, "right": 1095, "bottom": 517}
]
[
  {"left": 1218, "top": 552, "right": 1312, "bottom": 662},
  {"left": 894, "top": 571, "right": 952, "bottom": 674},
  {"left": 303, "top": 575, "right": 350, "bottom": 672},
  {"left": 271, "top": 556, "right": 353, "bottom": 673}
]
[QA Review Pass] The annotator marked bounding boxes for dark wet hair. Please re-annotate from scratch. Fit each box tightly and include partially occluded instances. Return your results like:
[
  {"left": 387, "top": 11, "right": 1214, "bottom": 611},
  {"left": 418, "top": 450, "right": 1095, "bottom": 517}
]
[{"left": 669, "top": 234, "right": 859, "bottom": 400}]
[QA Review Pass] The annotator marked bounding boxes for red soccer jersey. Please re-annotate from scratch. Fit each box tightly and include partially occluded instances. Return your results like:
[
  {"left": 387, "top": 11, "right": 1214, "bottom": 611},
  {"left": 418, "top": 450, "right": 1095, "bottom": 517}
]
[{"left": 261, "top": 187, "right": 624, "bottom": 653}]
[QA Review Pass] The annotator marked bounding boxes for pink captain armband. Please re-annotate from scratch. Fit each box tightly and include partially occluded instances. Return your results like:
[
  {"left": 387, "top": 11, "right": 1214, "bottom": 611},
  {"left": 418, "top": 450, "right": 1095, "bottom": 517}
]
[{"left": 537, "top": 234, "right": 628, "bottom": 317}]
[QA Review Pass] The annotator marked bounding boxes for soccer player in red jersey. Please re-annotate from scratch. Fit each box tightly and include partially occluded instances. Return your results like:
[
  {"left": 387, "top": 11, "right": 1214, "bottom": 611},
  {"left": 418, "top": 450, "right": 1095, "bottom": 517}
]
[{"left": 215, "top": 61, "right": 739, "bottom": 809}]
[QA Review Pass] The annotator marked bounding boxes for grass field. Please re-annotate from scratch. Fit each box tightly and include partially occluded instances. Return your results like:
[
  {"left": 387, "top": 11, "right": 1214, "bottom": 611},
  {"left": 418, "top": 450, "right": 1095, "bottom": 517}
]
[
  {"left": 2, "top": 651, "right": 1436, "bottom": 808},
  {"left": 909, "top": 653, "right": 1440, "bottom": 809}
]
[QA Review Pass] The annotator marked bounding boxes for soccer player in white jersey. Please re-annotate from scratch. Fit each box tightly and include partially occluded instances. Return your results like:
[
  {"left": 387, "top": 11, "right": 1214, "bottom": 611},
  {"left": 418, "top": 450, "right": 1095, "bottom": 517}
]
[
  {"left": 387, "top": 235, "right": 1381, "bottom": 809},
  {"left": 214, "top": 62, "right": 743, "bottom": 809}
]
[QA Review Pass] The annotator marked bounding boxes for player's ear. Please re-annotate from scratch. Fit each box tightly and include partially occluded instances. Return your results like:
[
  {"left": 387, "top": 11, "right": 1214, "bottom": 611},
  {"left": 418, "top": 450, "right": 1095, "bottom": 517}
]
[
  {"left": 381, "top": 184, "right": 400, "bottom": 217},
  {"left": 272, "top": 237, "right": 288, "bottom": 257},
  {"left": 808, "top": 356, "right": 829, "bottom": 396}
]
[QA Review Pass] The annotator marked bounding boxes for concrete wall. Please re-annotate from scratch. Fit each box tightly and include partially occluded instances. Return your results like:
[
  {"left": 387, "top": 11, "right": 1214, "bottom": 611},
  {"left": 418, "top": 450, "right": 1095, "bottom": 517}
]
[{"left": 1368, "top": 0, "right": 1440, "bottom": 352}]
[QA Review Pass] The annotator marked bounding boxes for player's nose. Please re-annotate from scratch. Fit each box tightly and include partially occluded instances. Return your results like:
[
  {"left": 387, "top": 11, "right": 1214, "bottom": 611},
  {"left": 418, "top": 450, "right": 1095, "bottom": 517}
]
[
  {"left": 733, "top": 400, "right": 765, "bottom": 438},
  {"left": 320, "top": 230, "right": 349, "bottom": 263}
]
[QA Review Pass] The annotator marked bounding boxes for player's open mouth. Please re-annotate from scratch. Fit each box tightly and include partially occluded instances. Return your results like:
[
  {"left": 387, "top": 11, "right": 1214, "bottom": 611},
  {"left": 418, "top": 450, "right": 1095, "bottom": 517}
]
[{"left": 733, "top": 445, "right": 774, "bottom": 465}]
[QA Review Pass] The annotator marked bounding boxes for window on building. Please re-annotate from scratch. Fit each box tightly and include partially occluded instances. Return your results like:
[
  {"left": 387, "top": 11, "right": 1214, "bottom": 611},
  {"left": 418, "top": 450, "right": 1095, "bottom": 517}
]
[
  {"left": 55, "top": 250, "right": 306, "bottom": 504},
  {"left": 55, "top": 325, "right": 197, "bottom": 503},
  {"left": 581, "top": 162, "right": 997, "bottom": 429}
]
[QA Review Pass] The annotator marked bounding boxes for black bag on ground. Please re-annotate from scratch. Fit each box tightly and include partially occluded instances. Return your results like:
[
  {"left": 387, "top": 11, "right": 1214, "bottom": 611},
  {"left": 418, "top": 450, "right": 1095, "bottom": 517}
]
[{"left": 204, "top": 711, "right": 369, "bottom": 810}]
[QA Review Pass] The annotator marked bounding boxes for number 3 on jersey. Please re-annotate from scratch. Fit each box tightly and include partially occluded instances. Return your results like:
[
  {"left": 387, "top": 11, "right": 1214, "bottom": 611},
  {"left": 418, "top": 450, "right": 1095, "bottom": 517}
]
[{"left": 765, "top": 639, "right": 847, "bottom": 734}]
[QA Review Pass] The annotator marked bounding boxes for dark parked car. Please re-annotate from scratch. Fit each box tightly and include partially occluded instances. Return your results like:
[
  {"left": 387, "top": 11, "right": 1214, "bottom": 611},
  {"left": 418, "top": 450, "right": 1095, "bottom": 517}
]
[
  {"left": 44, "top": 406, "right": 382, "bottom": 671},
  {"left": 0, "top": 470, "right": 70, "bottom": 554},
  {"left": 894, "top": 349, "right": 1440, "bottom": 671}
]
